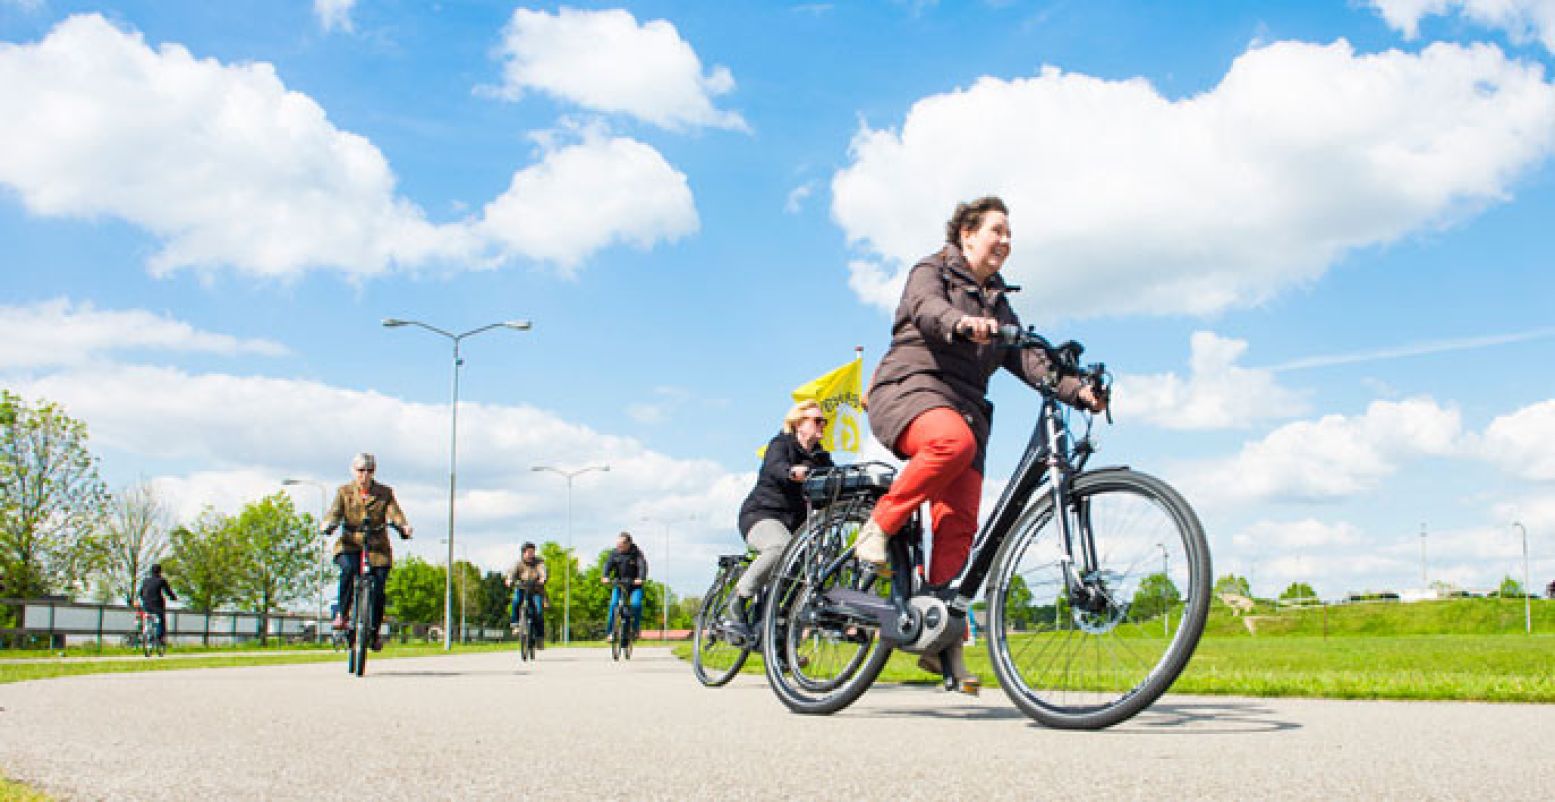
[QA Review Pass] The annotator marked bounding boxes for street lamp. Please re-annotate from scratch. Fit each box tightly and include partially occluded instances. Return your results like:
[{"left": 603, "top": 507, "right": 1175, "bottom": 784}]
[
  {"left": 440, "top": 538, "right": 468, "bottom": 643},
  {"left": 531, "top": 465, "right": 610, "bottom": 644},
  {"left": 384, "top": 317, "right": 532, "bottom": 650},
  {"left": 282, "top": 478, "right": 328, "bottom": 643},
  {"left": 1513, "top": 522, "right": 1531, "bottom": 635},
  {"left": 641, "top": 513, "right": 696, "bottom": 642},
  {"left": 1156, "top": 542, "right": 1169, "bottom": 638}
]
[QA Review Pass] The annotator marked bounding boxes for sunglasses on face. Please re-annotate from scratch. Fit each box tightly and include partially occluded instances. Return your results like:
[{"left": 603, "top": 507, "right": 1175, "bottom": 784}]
[
  {"left": 804, "top": 416, "right": 828, "bottom": 427},
  {"left": 354, "top": 467, "right": 374, "bottom": 474}
]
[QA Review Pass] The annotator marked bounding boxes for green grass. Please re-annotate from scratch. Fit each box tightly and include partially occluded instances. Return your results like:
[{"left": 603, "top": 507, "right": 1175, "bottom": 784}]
[{"left": 0, "top": 776, "right": 53, "bottom": 802}]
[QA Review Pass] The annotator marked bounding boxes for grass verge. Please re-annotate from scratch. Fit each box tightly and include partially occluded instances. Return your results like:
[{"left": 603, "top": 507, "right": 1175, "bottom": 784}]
[{"left": 0, "top": 775, "right": 53, "bottom": 802}]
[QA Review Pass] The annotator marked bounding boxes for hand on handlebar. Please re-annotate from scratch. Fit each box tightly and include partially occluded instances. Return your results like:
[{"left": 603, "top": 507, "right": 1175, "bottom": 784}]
[
  {"left": 956, "top": 315, "right": 1000, "bottom": 344},
  {"left": 1078, "top": 384, "right": 1108, "bottom": 414},
  {"left": 633, "top": 579, "right": 643, "bottom": 586}
]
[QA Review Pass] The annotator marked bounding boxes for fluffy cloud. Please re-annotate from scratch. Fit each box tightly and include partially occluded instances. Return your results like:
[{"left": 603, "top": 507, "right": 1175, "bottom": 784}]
[
  {"left": 0, "top": 15, "right": 695, "bottom": 278},
  {"left": 0, "top": 298, "right": 287, "bottom": 369},
  {"left": 832, "top": 39, "right": 1555, "bottom": 318},
  {"left": 492, "top": 7, "right": 747, "bottom": 132},
  {"left": 1231, "top": 518, "right": 1362, "bottom": 551},
  {"left": 477, "top": 132, "right": 697, "bottom": 272},
  {"left": 9, "top": 360, "right": 750, "bottom": 584},
  {"left": 314, "top": 0, "right": 357, "bottom": 33},
  {"left": 1181, "top": 397, "right": 1463, "bottom": 505},
  {"left": 1479, "top": 399, "right": 1555, "bottom": 481},
  {"left": 1115, "top": 331, "right": 1306, "bottom": 429},
  {"left": 1370, "top": 0, "right": 1555, "bottom": 52}
]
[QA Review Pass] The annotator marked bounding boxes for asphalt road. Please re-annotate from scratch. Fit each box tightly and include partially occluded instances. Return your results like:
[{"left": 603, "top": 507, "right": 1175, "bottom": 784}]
[{"left": 1, "top": 646, "right": 1550, "bottom": 801}]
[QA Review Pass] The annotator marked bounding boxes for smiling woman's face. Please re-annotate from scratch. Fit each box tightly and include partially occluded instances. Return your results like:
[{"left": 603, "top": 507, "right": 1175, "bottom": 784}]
[{"left": 961, "top": 210, "right": 1011, "bottom": 279}]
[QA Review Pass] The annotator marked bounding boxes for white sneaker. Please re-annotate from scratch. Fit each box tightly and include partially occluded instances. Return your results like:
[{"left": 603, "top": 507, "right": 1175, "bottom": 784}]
[{"left": 854, "top": 518, "right": 890, "bottom": 569}]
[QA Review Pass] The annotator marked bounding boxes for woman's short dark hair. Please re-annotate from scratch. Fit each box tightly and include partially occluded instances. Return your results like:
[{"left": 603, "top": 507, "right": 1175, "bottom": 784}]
[{"left": 945, "top": 196, "right": 1009, "bottom": 245}]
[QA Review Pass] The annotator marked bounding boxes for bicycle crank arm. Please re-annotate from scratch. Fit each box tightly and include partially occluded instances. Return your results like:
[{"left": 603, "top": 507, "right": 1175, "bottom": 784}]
[{"left": 821, "top": 588, "right": 920, "bottom": 644}]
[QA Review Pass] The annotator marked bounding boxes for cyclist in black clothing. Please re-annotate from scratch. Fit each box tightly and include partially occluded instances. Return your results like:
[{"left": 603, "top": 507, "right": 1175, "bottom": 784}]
[
  {"left": 601, "top": 532, "right": 648, "bottom": 638},
  {"left": 138, "top": 563, "right": 177, "bottom": 645}
]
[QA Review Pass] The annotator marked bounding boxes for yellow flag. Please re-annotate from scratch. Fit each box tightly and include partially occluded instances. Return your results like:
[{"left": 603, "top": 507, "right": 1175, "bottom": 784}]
[{"left": 791, "top": 357, "right": 864, "bottom": 455}]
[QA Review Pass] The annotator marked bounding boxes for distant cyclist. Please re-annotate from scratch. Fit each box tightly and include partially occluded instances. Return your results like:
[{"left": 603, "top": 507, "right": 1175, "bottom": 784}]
[
  {"left": 505, "top": 541, "right": 548, "bottom": 644},
  {"left": 322, "top": 452, "right": 412, "bottom": 652},
  {"left": 137, "top": 563, "right": 178, "bottom": 645},
  {"left": 602, "top": 532, "right": 648, "bottom": 639},
  {"left": 726, "top": 400, "right": 834, "bottom": 637}
]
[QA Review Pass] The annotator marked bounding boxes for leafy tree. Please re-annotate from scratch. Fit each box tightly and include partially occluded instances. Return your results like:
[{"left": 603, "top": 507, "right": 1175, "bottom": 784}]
[
  {"left": 385, "top": 556, "right": 444, "bottom": 625},
  {"left": 165, "top": 510, "right": 244, "bottom": 641},
  {"left": 1213, "top": 574, "right": 1252, "bottom": 598},
  {"left": 0, "top": 391, "right": 110, "bottom": 600},
  {"left": 477, "top": 570, "right": 510, "bottom": 628},
  {"left": 448, "top": 559, "right": 483, "bottom": 638},
  {"left": 1496, "top": 576, "right": 1525, "bottom": 598},
  {"left": 99, "top": 481, "right": 172, "bottom": 606},
  {"left": 230, "top": 493, "right": 319, "bottom": 642},
  {"left": 1131, "top": 572, "right": 1181, "bottom": 621},
  {"left": 1004, "top": 574, "right": 1036, "bottom": 630},
  {"left": 1280, "top": 582, "right": 1318, "bottom": 603}
]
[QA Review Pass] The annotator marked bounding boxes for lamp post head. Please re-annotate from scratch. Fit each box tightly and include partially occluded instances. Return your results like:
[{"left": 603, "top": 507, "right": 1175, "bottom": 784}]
[
  {"left": 282, "top": 478, "right": 302, "bottom": 486},
  {"left": 381, "top": 318, "right": 408, "bottom": 328},
  {"left": 503, "top": 320, "right": 533, "bottom": 331}
]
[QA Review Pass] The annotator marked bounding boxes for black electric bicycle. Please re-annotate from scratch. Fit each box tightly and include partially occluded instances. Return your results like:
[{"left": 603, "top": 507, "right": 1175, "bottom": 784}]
[
  {"left": 692, "top": 550, "right": 765, "bottom": 686},
  {"left": 608, "top": 578, "right": 639, "bottom": 661},
  {"left": 512, "top": 581, "right": 541, "bottom": 663},
  {"left": 760, "top": 328, "right": 1211, "bottom": 730},
  {"left": 331, "top": 521, "right": 407, "bottom": 677}
]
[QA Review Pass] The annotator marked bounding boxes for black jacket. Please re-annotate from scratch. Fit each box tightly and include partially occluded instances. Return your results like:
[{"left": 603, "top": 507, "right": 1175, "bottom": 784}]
[
  {"left": 604, "top": 548, "right": 649, "bottom": 586},
  {"left": 139, "top": 575, "right": 177, "bottom": 612},
  {"left": 738, "top": 432, "right": 833, "bottom": 537}
]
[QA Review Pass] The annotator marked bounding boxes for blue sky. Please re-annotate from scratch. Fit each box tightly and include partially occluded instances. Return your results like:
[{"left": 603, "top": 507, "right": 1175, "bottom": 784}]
[{"left": 2, "top": 0, "right": 1553, "bottom": 600}]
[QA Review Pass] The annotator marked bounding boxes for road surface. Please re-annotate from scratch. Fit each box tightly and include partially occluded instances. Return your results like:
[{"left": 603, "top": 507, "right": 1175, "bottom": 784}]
[{"left": 1, "top": 646, "right": 1550, "bottom": 800}]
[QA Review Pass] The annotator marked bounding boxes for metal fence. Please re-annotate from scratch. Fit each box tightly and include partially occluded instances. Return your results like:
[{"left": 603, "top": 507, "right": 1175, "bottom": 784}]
[{"left": 0, "top": 597, "right": 514, "bottom": 649}]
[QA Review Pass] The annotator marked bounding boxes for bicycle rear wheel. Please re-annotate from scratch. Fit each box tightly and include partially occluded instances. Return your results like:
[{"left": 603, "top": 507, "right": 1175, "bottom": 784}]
[
  {"left": 693, "top": 567, "right": 751, "bottom": 687},
  {"left": 761, "top": 505, "right": 891, "bottom": 715},
  {"left": 987, "top": 468, "right": 1211, "bottom": 729}
]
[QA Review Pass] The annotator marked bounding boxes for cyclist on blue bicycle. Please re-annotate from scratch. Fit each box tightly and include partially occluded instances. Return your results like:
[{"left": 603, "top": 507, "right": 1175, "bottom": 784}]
[
  {"left": 602, "top": 532, "right": 648, "bottom": 639},
  {"left": 726, "top": 400, "right": 834, "bottom": 637},
  {"left": 137, "top": 563, "right": 177, "bottom": 645},
  {"left": 505, "top": 541, "right": 548, "bottom": 644},
  {"left": 322, "top": 452, "right": 412, "bottom": 652}
]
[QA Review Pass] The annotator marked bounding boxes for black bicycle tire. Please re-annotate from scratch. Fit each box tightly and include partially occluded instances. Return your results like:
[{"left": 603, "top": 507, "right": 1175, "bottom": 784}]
[
  {"left": 987, "top": 468, "right": 1211, "bottom": 730},
  {"left": 761, "top": 513, "right": 893, "bottom": 715},
  {"left": 692, "top": 568, "right": 751, "bottom": 687},
  {"left": 611, "top": 615, "right": 622, "bottom": 661},
  {"left": 352, "top": 577, "right": 370, "bottom": 678},
  {"left": 142, "top": 623, "right": 154, "bottom": 658}
]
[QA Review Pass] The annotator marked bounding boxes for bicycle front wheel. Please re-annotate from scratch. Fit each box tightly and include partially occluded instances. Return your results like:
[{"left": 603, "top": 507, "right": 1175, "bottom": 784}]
[
  {"left": 611, "top": 616, "right": 623, "bottom": 661},
  {"left": 693, "top": 567, "right": 751, "bottom": 687},
  {"left": 988, "top": 468, "right": 1211, "bottom": 729},
  {"left": 141, "top": 626, "right": 154, "bottom": 658},
  {"left": 352, "top": 579, "right": 371, "bottom": 678}
]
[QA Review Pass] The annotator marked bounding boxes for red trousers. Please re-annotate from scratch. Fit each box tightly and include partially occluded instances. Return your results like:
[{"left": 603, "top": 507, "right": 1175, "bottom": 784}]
[{"left": 869, "top": 407, "right": 982, "bottom": 585}]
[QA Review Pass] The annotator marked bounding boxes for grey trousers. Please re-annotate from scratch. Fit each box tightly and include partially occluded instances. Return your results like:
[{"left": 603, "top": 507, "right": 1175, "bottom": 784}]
[{"left": 736, "top": 519, "right": 793, "bottom": 598}]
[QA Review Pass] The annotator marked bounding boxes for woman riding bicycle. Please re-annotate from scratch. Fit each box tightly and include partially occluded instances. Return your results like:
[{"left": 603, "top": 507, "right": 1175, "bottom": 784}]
[
  {"left": 137, "top": 563, "right": 177, "bottom": 645},
  {"left": 322, "top": 452, "right": 412, "bottom": 652},
  {"left": 725, "top": 400, "right": 834, "bottom": 637},
  {"left": 855, "top": 196, "right": 1106, "bottom": 690},
  {"left": 601, "top": 532, "right": 648, "bottom": 639},
  {"left": 505, "top": 541, "right": 548, "bottom": 643}
]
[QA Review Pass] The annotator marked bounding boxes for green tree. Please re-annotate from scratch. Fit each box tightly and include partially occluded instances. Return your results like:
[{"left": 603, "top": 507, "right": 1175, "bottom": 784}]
[
  {"left": 1213, "top": 573, "right": 1252, "bottom": 598},
  {"left": 0, "top": 391, "right": 110, "bottom": 600},
  {"left": 1280, "top": 581, "right": 1318, "bottom": 603},
  {"left": 477, "top": 570, "right": 509, "bottom": 628},
  {"left": 1131, "top": 572, "right": 1181, "bottom": 622},
  {"left": 230, "top": 493, "right": 319, "bottom": 642},
  {"left": 385, "top": 556, "right": 444, "bottom": 625},
  {"left": 165, "top": 510, "right": 244, "bottom": 643},
  {"left": 99, "top": 481, "right": 172, "bottom": 606},
  {"left": 1004, "top": 574, "right": 1036, "bottom": 630},
  {"left": 1497, "top": 576, "right": 1525, "bottom": 598}
]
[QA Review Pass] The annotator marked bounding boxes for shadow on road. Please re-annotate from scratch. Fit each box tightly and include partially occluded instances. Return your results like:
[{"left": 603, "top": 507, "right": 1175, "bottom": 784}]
[{"left": 1106, "top": 701, "right": 1303, "bottom": 735}]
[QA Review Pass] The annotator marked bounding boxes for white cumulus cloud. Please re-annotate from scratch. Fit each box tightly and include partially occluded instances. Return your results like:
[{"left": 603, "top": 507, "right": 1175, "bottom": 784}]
[
  {"left": 0, "top": 14, "right": 696, "bottom": 279},
  {"left": 1370, "top": 0, "right": 1555, "bottom": 52},
  {"left": 1479, "top": 399, "right": 1555, "bottom": 481},
  {"left": 0, "top": 298, "right": 287, "bottom": 368},
  {"left": 1181, "top": 397, "right": 1464, "bottom": 506},
  {"left": 492, "top": 7, "right": 747, "bottom": 132},
  {"left": 1115, "top": 331, "right": 1307, "bottom": 429},
  {"left": 832, "top": 39, "right": 1555, "bottom": 318}
]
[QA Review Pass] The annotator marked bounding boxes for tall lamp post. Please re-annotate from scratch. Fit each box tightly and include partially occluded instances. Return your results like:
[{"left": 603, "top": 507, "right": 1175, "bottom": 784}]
[
  {"left": 1513, "top": 521, "right": 1531, "bottom": 635},
  {"left": 531, "top": 465, "right": 610, "bottom": 644},
  {"left": 1156, "top": 542, "right": 1169, "bottom": 638},
  {"left": 282, "top": 478, "right": 328, "bottom": 643},
  {"left": 440, "top": 538, "right": 468, "bottom": 643},
  {"left": 384, "top": 317, "right": 532, "bottom": 650},
  {"left": 641, "top": 514, "right": 696, "bottom": 641}
]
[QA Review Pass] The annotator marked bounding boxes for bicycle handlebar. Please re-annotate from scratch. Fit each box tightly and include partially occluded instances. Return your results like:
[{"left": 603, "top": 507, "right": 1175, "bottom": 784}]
[{"left": 997, "top": 324, "right": 1112, "bottom": 423}]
